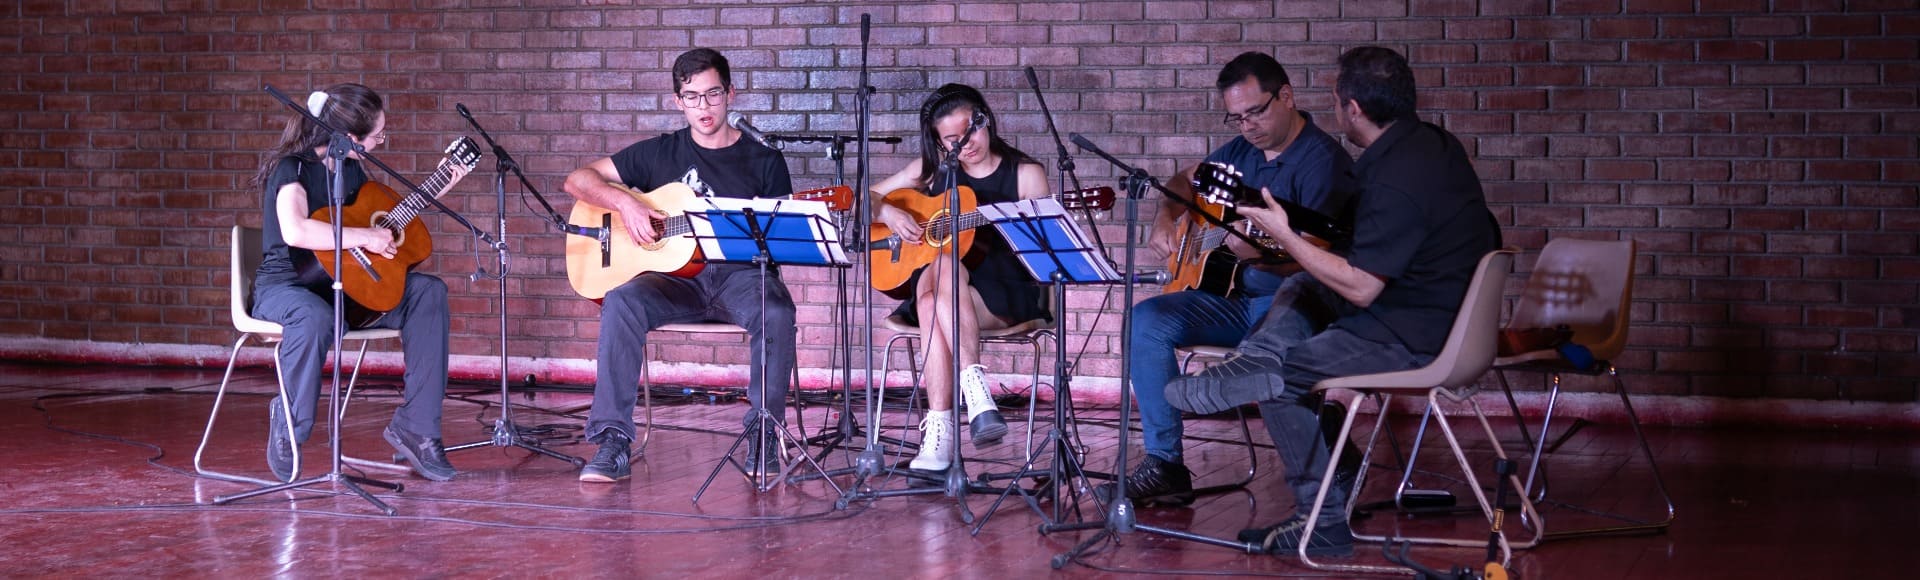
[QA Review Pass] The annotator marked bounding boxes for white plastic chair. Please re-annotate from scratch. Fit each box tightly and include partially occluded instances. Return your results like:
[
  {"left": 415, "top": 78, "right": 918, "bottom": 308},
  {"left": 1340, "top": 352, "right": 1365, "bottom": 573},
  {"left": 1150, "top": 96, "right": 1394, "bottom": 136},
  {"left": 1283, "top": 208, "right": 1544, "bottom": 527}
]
[
  {"left": 1299, "top": 249, "right": 1543, "bottom": 574},
  {"left": 194, "top": 225, "right": 405, "bottom": 486}
]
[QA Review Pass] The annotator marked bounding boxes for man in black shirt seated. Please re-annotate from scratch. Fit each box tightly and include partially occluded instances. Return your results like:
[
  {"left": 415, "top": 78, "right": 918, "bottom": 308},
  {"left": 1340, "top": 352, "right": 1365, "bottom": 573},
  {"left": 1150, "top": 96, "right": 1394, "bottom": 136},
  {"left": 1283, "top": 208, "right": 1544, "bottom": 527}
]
[
  {"left": 562, "top": 48, "right": 799, "bottom": 483},
  {"left": 1166, "top": 46, "right": 1502, "bottom": 558}
]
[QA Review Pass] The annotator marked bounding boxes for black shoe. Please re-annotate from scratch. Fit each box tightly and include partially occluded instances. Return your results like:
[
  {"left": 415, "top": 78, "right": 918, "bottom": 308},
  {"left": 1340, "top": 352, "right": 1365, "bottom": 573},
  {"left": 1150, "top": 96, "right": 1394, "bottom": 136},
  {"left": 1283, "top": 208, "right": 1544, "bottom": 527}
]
[
  {"left": 1165, "top": 353, "right": 1289, "bottom": 415},
  {"left": 1237, "top": 514, "right": 1355, "bottom": 557},
  {"left": 744, "top": 426, "right": 784, "bottom": 477},
  {"left": 578, "top": 432, "right": 632, "bottom": 483},
  {"left": 266, "top": 396, "right": 295, "bottom": 482},
  {"left": 968, "top": 410, "right": 1007, "bottom": 447},
  {"left": 384, "top": 424, "right": 456, "bottom": 482},
  {"left": 1095, "top": 456, "right": 1195, "bottom": 507}
]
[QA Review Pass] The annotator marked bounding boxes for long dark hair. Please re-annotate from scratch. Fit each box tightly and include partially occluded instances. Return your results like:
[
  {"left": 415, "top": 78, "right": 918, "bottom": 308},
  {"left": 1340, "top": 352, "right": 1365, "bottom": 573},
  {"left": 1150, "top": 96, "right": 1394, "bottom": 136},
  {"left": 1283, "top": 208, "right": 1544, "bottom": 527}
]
[
  {"left": 913, "top": 83, "right": 1037, "bottom": 189},
  {"left": 248, "top": 82, "right": 383, "bottom": 191}
]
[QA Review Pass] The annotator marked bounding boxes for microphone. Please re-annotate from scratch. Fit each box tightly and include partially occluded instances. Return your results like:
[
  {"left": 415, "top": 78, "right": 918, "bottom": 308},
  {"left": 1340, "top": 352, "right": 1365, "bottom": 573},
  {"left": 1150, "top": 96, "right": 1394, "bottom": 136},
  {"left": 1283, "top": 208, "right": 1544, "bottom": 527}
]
[
  {"left": 726, "top": 111, "right": 773, "bottom": 148},
  {"left": 1069, "top": 132, "right": 1096, "bottom": 152},
  {"left": 970, "top": 109, "right": 988, "bottom": 129},
  {"left": 1024, "top": 66, "right": 1040, "bottom": 91},
  {"left": 455, "top": 102, "right": 474, "bottom": 121},
  {"left": 860, "top": 13, "right": 870, "bottom": 43},
  {"left": 558, "top": 222, "right": 607, "bottom": 242},
  {"left": 1127, "top": 270, "right": 1172, "bottom": 285}
]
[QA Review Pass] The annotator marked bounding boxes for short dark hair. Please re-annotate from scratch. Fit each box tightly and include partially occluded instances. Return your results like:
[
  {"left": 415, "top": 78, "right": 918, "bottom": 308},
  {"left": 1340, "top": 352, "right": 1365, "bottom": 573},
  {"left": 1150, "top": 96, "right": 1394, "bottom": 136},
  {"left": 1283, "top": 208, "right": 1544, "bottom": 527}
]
[
  {"left": 672, "top": 48, "right": 731, "bottom": 93},
  {"left": 1216, "top": 51, "right": 1291, "bottom": 94},
  {"left": 1335, "top": 46, "right": 1416, "bottom": 125}
]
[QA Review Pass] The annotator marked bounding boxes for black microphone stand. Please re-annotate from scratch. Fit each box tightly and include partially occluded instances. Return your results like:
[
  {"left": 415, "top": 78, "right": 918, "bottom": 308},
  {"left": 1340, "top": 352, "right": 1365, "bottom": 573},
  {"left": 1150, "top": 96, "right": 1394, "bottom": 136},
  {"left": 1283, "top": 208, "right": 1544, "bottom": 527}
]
[
  {"left": 1040, "top": 135, "right": 1259, "bottom": 568},
  {"left": 442, "top": 104, "right": 583, "bottom": 467},
  {"left": 217, "top": 85, "right": 498, "bottom": 513}
]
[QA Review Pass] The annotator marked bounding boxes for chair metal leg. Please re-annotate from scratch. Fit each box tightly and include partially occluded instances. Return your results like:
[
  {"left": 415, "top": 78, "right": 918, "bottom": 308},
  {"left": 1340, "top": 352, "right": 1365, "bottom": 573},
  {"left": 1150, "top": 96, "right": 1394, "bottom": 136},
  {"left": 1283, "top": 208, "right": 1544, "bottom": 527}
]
[
  {"left": 1175, "top": 349, "right": 1260, "bottom": 495},
  {"left": 334, "top": 341, "right": 409, "bottom": 474},
  {"left": 1299, "top": 391, "right": 1411, "bottom": 575},
  {"left": 194, "top": 334, "right": 284, "bottom": 488},
  {"left": 1538, "top": 364, "right": 1677, "bottom": 539}
]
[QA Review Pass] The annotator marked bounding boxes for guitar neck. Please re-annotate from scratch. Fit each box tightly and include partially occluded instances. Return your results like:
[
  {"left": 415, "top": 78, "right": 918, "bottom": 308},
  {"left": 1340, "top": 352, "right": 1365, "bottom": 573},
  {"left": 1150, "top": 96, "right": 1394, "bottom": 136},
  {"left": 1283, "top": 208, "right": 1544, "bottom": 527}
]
[{"left": 378, "top": 157, "right": 464, "bottom": 231}]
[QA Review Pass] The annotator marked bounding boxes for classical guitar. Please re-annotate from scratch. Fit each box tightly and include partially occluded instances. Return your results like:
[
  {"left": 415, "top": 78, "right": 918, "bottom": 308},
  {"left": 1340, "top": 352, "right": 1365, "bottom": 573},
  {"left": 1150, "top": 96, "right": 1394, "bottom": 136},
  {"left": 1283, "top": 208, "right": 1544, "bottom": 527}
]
[
  {"left": 1162, "top": 194, "right": 1238, "bottom": 296},
  {"left": 868, "top": 185, "right": 1115, "bottom": 298},
  {"left": 1191, "top": 161, "right": 1351, "bottom": 245},
  {"left": 303, "top": 137, "right": 481, "bottom": 325},
  {"left": 565, "top": 183, "right": 854, "bottom": 300}
]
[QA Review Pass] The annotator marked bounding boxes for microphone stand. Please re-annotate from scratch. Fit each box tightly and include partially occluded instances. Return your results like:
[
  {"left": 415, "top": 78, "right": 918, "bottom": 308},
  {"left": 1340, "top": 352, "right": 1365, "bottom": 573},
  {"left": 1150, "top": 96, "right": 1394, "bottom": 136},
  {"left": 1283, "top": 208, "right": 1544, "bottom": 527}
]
[
  {"left": 217, "top": 84, "right": 492, "bottom": 513},
  {"left": 442, "top": 104, "right": 583, "bottom": 467},
  {"left": 1040, "top": 135, "right": 1259, "bottom": 568}
]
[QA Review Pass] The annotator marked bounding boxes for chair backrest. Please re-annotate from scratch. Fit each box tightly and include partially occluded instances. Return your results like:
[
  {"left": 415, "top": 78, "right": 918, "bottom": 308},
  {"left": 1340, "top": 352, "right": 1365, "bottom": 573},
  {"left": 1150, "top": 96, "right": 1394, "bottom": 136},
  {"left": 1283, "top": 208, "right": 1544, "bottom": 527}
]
[
  {"left": 1426, "top": 249, "right": 1517, "bottom": 389},
  {"left": 230, "top": 225, "right": 265, "bottom": 329},
  {"left": 1506, "top": 238, "right": 1635, "bottom": 361}
]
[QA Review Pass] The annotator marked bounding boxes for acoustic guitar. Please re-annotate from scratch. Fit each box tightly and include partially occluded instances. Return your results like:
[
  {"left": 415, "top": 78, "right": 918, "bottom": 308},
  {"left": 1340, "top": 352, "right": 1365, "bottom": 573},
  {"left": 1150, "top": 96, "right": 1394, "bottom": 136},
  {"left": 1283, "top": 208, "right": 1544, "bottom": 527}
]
[
  {"left": 565, "top": 183, "right": 853, "bottom": 300},
  {"left": 868, "top": 185, "right": 1114, "bottom": 298},
  {"left": 1190, "top": 161, "right": 1351, "bottom": 245},
  {"left": 303, "top": 137, "right": 481, "bottom": 326}
]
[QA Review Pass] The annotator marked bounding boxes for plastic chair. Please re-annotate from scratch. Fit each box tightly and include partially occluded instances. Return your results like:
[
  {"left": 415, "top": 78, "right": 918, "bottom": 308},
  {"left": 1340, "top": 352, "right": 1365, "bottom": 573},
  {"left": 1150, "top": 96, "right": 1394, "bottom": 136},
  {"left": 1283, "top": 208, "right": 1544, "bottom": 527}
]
[
  {"left": 1299, "top": 249, "right": 1543, "bottom": 574},
  {"left": 1492, "top": 238, "right": 1674, "bottom": 539},
  {"left": 879, "top": 294, "right": 1057, "bottom": 460},
  {"left": 194, "top": 225, "right": 405, "bottom": 486}
]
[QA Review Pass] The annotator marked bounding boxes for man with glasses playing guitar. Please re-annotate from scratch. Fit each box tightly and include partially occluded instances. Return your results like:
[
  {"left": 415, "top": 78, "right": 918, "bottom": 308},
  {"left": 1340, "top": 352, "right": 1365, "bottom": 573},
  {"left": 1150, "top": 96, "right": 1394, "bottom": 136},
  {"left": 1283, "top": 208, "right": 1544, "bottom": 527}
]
[
  {"left": 1107, "top": 52, "right": 1357, "bottom": 507},
  {"left": 562, "top": 48, "right": 804, "bottom": 483}
]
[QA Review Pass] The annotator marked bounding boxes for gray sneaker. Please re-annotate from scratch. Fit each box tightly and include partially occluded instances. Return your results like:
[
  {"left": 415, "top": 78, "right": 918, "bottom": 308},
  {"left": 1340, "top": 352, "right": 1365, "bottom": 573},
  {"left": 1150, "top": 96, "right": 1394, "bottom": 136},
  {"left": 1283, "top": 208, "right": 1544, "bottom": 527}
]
[{"left": 1165, "top": 353, "right": 1290, "bottom": 415}]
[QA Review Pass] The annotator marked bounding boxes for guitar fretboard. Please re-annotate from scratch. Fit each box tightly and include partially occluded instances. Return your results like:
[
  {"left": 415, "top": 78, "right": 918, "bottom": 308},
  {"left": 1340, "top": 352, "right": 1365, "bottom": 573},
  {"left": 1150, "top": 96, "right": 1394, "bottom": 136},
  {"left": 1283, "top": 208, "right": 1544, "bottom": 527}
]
[{"left": 375, "top": 157, "right": 464, "bottom": 232}]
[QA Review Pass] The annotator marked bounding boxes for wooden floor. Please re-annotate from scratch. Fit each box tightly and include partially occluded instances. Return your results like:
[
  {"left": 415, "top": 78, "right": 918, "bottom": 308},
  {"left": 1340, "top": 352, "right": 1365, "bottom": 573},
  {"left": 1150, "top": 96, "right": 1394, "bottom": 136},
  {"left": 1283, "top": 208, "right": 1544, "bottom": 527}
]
[{"left": 0, "top": 360, "right": 1908, "bottom": 578}]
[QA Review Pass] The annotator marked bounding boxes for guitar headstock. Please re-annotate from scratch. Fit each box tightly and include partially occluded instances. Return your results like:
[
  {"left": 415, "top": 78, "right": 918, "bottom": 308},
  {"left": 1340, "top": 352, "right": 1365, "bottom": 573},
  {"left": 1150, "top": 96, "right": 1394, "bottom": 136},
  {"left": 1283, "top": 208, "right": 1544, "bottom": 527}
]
[
  {"left": 1060, "top": 186, "right": 1117, "bottom": 211},
  {"left": 444, "top": 137, "right": 483, "bottom": 171},
  {"left": 792, "top": 185, "right": 854, "bottom": 211},
  {"left": 1192, "top": 161, "right": 1260, "bottom": 209}
]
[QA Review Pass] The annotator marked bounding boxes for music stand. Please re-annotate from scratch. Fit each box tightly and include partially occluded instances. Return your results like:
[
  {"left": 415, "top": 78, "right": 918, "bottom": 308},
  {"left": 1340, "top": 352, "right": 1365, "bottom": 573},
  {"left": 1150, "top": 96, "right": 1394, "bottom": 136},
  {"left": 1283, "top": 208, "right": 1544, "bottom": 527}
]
[
  {"left": 965, "top": 199, "right": 1120, "bottom": 533},
  {"left": 683, "top": 197, "right": 849, "bottom": 501}
]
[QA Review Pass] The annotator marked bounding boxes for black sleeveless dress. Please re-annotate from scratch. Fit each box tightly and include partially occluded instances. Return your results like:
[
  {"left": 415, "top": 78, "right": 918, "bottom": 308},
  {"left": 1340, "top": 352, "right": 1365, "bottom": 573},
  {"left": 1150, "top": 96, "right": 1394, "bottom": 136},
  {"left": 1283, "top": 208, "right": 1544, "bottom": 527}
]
[{"left": 889, "top": 158, "right": 1053, "bottom": 327}]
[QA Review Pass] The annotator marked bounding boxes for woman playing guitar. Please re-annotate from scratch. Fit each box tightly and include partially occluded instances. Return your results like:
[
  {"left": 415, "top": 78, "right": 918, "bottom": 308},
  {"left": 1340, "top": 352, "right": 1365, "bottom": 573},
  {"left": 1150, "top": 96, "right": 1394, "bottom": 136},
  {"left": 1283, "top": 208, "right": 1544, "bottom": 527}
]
[
  {"left": 870, "top": 84, "right": 1053, "bottom": 473},
  {"left": 246, "top": 83, "right": 470, "bottom": 483}
]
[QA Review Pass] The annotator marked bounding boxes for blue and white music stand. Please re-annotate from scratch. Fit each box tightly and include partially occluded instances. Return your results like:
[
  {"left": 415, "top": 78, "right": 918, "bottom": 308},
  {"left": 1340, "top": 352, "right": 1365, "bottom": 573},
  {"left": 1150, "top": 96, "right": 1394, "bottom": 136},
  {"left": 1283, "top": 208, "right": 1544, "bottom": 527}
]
[
  {"left": 973, "top": 197, "right": 1119, "bottom": 530},
  {"left": 682, "top": 196, "right": 847, "bottom": 500}
]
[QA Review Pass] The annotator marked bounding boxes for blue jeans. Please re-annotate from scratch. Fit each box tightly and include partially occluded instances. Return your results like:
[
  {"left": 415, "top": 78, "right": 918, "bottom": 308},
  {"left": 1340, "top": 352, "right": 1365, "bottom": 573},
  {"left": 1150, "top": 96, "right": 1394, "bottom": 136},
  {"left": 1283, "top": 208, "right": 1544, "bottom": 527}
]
[
  {"left": 1242, "top": 315, "right": 1429, "bottom": 524},
  {"left": 1128, "top": 268, "right": 1283, "bottom": 462}
]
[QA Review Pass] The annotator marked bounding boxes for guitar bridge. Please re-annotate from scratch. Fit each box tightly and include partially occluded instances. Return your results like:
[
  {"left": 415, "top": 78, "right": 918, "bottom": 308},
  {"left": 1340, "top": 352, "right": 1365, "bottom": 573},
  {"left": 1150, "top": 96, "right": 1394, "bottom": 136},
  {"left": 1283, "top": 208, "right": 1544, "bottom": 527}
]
[
  {"left": 599, "top": 212, "right": 612, "bottom": 268},
  {"left": 349, "top": 248, "right": 382, "bottom": 282}
]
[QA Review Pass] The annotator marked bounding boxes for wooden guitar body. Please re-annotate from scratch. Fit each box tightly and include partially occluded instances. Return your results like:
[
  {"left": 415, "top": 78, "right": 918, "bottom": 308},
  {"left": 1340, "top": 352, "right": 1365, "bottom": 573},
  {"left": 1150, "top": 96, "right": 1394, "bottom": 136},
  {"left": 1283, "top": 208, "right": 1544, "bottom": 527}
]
[
  {"left": 868, "top": 186, "right": 977, "bottom": 299},
  {"left": 565, "top": 182, "right": 703, "bottom": 300}
]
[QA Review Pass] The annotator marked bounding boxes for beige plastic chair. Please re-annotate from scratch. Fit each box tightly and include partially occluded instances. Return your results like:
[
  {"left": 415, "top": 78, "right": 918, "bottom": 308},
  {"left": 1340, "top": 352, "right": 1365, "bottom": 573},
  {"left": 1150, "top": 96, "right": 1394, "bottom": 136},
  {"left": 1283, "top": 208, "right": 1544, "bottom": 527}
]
[
  {"left": 1172, "top": 345, "right": 1260, "bottom": 494},
  {"left": 638, "top": 322, "right": 805, "bottom": 455},
  {"left": 1299, "top": 249, "right": 1542, "bottom": 574},
  {"left": 880, "top": 293, "right": 1057, "bottom": 459},
  {"left": 194, "top": 225, "right": 405, "bottom": 487},
  {"left": 1492, "top": 238, "right": 1674, "bottom": 539}
]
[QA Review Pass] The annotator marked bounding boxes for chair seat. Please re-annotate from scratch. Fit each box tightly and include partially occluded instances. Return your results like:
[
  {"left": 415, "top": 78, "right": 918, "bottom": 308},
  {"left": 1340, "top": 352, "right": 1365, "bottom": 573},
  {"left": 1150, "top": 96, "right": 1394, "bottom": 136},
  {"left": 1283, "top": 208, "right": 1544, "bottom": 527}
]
[
  {"left": 1316, "top": 361, "right": 1476, "bottom": 393},
  {"left": 882, "top": 313, "right": 1050, "bottom": 338},
  {"left": 655, "top": 322, "right": 747, "bottom": 334},
  {"left": 1175, "top": 345, "right": 1235, "bottom": 360},
  {"left": 232, "top": 316, "right": 403, "bottom": 343}
]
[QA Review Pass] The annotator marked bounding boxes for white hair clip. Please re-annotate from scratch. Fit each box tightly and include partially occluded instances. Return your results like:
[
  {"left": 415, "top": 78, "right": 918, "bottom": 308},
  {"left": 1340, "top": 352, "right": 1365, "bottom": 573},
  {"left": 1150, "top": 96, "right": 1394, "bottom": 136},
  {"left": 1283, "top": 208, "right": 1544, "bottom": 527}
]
[{"left": 306, "top": 90, "right": 330, "bottom": 117}]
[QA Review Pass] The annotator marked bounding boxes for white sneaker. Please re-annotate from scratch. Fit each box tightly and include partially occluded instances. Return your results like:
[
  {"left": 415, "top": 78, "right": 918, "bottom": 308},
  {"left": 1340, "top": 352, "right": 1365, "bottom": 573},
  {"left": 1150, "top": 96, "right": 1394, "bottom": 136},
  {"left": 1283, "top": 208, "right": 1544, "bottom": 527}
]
[
  {"left": 959, "top": 364, "right": 998, "bottom": 421},
  {"left": 959, "top": 364, "right": 1008, "bottom": 445},
  {"left": 909, "top": 410, "right": 956, "bottom": 471}
]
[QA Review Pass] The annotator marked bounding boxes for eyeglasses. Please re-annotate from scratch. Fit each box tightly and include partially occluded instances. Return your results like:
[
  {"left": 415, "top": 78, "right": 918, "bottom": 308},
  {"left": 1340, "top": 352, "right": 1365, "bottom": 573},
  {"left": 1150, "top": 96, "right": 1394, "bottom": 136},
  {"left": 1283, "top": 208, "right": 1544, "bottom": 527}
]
[
  {"left": 676, "top": 87, "right": 726, "bottom": 108},
  {"left": 1222, "top": 93, "right": 1279, "bottom": 129},
  {"left": 361, "top": 133, "right": 387, "bottom": 145}
]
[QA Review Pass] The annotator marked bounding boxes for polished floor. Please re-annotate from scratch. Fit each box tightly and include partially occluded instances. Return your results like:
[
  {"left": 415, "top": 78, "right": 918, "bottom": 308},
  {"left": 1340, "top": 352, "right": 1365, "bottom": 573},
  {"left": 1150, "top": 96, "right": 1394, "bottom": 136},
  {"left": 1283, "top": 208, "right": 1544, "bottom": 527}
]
[{"left": 0, "top": 360, "right": 1909, "bottom": 578}]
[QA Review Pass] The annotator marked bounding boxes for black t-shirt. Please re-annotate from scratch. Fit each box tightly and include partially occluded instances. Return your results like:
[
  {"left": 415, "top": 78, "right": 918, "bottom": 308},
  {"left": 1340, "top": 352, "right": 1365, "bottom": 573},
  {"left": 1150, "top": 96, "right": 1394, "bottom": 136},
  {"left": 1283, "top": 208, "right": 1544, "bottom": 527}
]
[
  {"left": 609, "top": 127, "right": 793, "bottom": 200},
  {"left": 1332, "top": 115, "right": 1502, "bottom": 356},
  {"left": 256, "top": 153, "right": 367, "bottom": 292}
]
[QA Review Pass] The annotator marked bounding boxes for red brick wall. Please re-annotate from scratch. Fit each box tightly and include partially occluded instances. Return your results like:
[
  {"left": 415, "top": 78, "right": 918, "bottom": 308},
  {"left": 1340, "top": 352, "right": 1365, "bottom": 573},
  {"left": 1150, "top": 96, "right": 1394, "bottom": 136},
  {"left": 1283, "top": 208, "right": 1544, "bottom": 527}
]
[{"left": 1, "top": 1, "right": 1916, "bottom": 403}]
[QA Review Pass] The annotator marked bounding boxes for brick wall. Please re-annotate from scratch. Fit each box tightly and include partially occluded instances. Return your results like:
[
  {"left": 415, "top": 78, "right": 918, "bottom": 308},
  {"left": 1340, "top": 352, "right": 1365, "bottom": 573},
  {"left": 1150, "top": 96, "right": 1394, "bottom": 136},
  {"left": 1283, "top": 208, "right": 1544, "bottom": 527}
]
[{"left": 1, "top": 1, "right": 1916, "bottom": 405}]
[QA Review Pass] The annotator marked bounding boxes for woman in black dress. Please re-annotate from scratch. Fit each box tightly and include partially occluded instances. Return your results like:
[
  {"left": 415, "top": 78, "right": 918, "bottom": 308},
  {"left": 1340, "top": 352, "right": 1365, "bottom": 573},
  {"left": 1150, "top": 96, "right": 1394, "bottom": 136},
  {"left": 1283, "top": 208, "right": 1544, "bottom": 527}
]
[{"left": 871, "top": 84, "right": 1052, "bottom": 472}]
